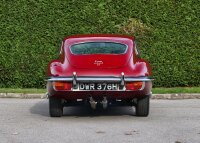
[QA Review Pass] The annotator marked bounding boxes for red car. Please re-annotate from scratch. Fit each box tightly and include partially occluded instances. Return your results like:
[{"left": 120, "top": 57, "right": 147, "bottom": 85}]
[{"left": 46, "top": 34, "right": 153, "bottom": 117}]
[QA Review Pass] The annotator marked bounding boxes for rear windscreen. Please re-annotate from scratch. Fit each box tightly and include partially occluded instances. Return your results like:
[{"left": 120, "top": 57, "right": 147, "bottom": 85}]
[{"left": 70, "top": 42, "right": 127, "bottom": 55}]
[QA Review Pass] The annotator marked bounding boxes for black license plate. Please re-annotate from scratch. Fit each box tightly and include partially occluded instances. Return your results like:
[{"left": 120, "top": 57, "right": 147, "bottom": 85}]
[{"left": 79, "top": 83, "right": 118, "bottom": 90}]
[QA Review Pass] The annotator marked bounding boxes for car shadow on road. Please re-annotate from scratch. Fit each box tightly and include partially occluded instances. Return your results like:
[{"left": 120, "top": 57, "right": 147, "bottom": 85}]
[
  {"left": 29, "top": 100, "right": 49, "bottom": 117},
  {"left": 30, "top": 99, "right": 136, "bottom": 117}
]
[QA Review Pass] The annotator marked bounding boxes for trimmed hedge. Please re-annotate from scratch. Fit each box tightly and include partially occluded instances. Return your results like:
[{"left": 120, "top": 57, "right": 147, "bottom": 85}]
[{"left": 0, "top": 0, "right": 199, "bottom": 88}]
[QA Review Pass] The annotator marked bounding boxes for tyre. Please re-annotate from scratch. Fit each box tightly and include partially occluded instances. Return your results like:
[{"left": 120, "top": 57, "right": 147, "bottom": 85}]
[
  {"left": 49, "top": 96, "right": 63, "bottom": 117},
  {"left": 136, "top": 96, "right": 150, "bottom": 117}
]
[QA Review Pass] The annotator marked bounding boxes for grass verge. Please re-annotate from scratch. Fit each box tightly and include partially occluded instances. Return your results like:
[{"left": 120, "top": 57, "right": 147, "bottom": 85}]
[
  {"left": 0, "top": 88, "right": 46, "bottom": 94},
  {"left": 152, "top": 87, "right": 200, "bottom": 94},
  {"left": 0, "top": 87, "right": 199, "bottom": 94}
]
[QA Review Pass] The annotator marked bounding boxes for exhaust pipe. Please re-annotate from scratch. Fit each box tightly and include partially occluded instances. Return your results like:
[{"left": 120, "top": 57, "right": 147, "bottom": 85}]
[
  {"left": 89, "top": 97, "right": 97, "bottom": 110},
  {"left": 101, "top": 97, "right": 108, "bottom": 109}
]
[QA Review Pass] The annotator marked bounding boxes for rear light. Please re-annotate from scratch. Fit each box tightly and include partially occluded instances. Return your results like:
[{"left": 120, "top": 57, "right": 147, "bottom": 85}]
[
  {"left": 53, "top": 82, "right": 72, "bottom": 91},
  {"left": 125, "top": 82, "right": 143, "bottom": 91}
]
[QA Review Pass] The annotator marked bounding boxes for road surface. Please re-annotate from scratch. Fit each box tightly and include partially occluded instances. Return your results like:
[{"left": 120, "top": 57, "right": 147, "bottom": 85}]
[{"left": 0, "top": 99, "right": 200, "bottom": 143}]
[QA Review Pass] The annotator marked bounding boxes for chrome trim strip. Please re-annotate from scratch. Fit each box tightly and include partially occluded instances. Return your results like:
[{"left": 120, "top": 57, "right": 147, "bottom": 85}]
[
  {"left": 48, "top": 77, "right": 72, "bottom": 81},
  {"left": 121, "top": 72, "right": 125, "bottom": 86},
  {"left": 47, "top": 77, "right": 153, "bottom": 82},
  {"left": 125, "top": 78, "right": 153, "bottom": 82},
  {"left": 72, "top": 72, "right": 77, "bottom": 88},
  {"left": 141, "top": 82, "right": 145, "bottom": 90}
]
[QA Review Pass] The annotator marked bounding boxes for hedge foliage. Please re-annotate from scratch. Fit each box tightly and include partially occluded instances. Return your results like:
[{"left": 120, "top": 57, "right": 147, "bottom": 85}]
[{"left": 0, "top": 0, "right": 199, "bottom": 88}]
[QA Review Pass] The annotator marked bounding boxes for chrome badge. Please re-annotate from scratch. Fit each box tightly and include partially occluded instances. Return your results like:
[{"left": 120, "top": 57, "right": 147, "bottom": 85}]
[{"left": 94, "top": 60, "right": 103, "bottom": 66}]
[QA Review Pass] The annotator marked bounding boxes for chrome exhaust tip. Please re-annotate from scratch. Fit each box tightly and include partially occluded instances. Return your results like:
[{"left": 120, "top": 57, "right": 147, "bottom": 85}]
[
  {"left": 101, "top": 97, "right": 108, "bottom": 109},
  {"left": 89, "top": 97, "right": 97, "bottom": 110}
]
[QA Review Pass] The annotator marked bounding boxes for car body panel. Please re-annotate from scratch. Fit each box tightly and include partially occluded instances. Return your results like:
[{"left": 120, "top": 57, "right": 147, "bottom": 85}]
[
  {"left": 47, "top": 81, "right": 152, "bottom": 100},
  {"left": 65, "top": 37, "right": 133, "bottom": 69},
  {"left": 46, "top": 34, "right": 153, "bottom": 100}
]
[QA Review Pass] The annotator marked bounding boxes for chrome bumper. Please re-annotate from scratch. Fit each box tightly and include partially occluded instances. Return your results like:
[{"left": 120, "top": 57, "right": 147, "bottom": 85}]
[
  {"left": 46, "top": 73, "right": 153, "bottom": 92},
  {"left": 47, "top": 76, "right": 153, "bottom": 82},
  {"left": 46, "top": 76, "right": 153, "bottom": 91},
  {"left": 46, "top": 72, "right": 153, "bottom": 89}
]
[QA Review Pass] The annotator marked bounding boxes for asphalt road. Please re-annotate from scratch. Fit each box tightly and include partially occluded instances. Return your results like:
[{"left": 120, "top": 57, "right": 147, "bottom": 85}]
[{"left": 0, "top": 99, "right": 200, "bottom": 143}]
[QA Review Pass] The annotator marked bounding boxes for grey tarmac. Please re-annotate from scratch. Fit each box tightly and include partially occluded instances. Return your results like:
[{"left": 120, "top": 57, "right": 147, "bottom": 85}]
[{"left": 0, "top": 99, "right": 200, "bottom": 143}]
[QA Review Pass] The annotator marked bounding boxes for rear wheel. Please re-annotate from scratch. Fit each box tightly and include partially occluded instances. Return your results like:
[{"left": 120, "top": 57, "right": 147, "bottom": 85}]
[
  {"left": 49, "top": 96, "right": 63, "bottom": 117},
  {"left": 136, "top": 96, "right": 149, "bottom": 117}
]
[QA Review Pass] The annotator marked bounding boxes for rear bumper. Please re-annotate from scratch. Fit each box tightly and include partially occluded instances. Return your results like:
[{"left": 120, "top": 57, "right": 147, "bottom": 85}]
[
  {"left": 46, "top": 76, "right": 153, "bottom": 100},
  {"left": 46, "top": 76, "right": 153, "bottom": 82}
]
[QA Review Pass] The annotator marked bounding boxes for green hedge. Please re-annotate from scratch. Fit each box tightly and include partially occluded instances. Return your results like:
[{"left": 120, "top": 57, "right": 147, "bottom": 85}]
[{"left": 0, "top": 0, "right": 199, "bottom": 88}]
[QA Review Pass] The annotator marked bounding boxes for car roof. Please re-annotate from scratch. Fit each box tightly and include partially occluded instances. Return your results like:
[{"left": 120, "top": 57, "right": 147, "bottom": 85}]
[{"left": 63, "top": 34, "right": 135, "bottom": 42}]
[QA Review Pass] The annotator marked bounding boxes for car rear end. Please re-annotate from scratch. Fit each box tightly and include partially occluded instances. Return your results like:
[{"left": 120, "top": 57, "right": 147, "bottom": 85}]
[{"left": 46, "top": 35, "right": 153, "bottom": 117}]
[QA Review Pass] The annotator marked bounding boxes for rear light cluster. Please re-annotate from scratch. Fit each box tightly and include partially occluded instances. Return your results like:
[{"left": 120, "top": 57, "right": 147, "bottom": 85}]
[
  {"left": 125, "top": 82, "right": 143, "bottom": 91},
  {"left": 53, "top": 81, "right": 143, "bottom": 91},
  {"left": 53, "top": 82, "right": 72, "bottom": 91}
]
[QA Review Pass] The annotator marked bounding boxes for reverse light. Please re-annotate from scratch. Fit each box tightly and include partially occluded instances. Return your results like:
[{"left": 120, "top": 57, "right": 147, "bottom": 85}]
[
  {"left": 125, "top": 82, "right": 143, "bottom": 91},
  {"left": 53, "top": 82, "right": 72, "bottom": 91}
]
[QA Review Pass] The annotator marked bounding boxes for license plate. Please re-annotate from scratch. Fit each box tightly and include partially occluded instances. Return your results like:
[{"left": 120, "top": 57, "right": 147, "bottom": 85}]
[{"left": 79, "top": 83, "right": 118, "bottom": 90}]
